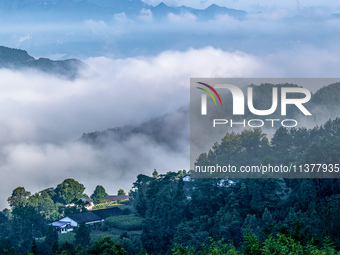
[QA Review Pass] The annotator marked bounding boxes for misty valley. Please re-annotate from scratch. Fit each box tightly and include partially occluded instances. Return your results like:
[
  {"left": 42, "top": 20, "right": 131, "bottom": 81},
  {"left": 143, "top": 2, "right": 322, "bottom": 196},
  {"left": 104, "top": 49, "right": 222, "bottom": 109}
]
[
  {"left": 0, "top": 46, "right": 339, "bottom": 254},
  {"left": 1, "top": 116, "right": 340, "bottom": 254},
  {"left": 0, "top": 0, "right": 340, "bottom": 251}
]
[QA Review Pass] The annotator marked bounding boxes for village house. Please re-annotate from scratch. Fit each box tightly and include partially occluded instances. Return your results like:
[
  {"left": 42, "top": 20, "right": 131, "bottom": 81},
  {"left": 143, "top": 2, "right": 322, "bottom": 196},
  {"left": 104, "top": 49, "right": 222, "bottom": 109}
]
[
  {"left": 51, "top": 207, "right": 123, "bottom": 233},
  {"left": 51, "top": 211, "right": 103, "bottom": 233},
  {"left": 105, "top": 195, "right": 130, "bottom": 203}
]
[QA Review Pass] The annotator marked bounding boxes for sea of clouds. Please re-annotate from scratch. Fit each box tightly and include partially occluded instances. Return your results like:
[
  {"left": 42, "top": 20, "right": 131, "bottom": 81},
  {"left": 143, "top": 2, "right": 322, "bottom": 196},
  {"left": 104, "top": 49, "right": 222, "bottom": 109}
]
[{"left": 1, "top": 1, "right": 340, "bottom": 208}]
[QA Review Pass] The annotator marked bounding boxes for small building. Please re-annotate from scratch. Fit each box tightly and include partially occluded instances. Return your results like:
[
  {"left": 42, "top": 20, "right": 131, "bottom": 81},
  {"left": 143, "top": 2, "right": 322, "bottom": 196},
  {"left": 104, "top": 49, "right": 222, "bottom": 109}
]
[
  {"left": 183, "top": 174, "right": 191, "bottom": 182},
  {"left": 105, "top": 195, "right": 130, "bottom": 203},
  {"left": 81, "top": 197, "right": 95, "bottom": 210},
  {"left": 51, "top": 207, "right": 123, "bottom": 233},
  {"left": 51, "top": 220, "right": 73, "bottom": 234},
  {"left": 51, "top": 211, "right": 103, "bottom": 233}
]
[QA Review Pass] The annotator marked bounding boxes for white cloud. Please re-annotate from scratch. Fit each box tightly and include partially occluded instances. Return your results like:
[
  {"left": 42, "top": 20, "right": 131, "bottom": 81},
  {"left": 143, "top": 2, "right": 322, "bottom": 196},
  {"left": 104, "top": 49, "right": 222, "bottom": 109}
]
[
  {"left": 139, "top": 8, "right": 153, "bottom": 22},
  {"left": 84, "top": 20, "right": 110, "bottom": 34},
  {"left": 18, "top": 34, "right": 32, "bottom": 43},
  {"left": 167, "top": 12, "right": 197, "bottom": 22},
  {"left": 0, "top": 47, "right": 267, "bottom": 208},
  {"left": 1, "top": 45, "right": 340, "bottom": 208}
]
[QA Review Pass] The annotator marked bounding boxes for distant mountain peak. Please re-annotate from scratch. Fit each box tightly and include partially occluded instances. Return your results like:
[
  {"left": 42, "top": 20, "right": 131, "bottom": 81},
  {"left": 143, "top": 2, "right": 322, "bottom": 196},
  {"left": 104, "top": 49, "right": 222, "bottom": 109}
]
[
  {"left": 0, "top": 46, "right": 34, "bottom": 64},
  {"left": 154, "top": 2, "right": 172, "bottom": 9},
  {"left": 0, "top": 46, "right": 85, "bottom": 79},
  {"left": 157, "top": 2, "right": 167, "bottom": 7},
  {"left": 207, "top": 3, "right": 219, "bottom": 8},
  {"left": 0, "top": 0, "right": 247, "bottom": 21}
]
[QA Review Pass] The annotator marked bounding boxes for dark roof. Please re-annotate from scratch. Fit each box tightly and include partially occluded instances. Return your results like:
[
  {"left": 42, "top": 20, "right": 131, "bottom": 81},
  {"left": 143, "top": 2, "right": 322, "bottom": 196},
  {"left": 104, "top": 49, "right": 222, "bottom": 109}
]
[
  {"left": 105, "top": 195, "right": 130, "bottom": 201},
  {"left": 67, "top": 212, "right": 102, "bottom": 223},
  {"left": 92, "top": 207, "right": 123, "bottom": 219}
]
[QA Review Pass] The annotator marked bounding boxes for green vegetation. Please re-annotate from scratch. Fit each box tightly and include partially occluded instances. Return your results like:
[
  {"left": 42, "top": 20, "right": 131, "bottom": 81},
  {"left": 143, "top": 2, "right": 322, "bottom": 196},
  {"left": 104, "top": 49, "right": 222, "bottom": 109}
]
[
  {"left": 105, "top": 215, "right": 143, "bottom": 231},
  {"left": 58, "top": 232, "right": 76, "bottom": 245},
  {"left": 118, "top": 189, "right": 126, "bottom": 196},
  {"left": 172, "top": 233, "right": 340, "bottom": 254},
  {"left": 91, "top": 185, "right": 108, "bottom": 205},
  {"left": 54, "top": 179, "right": 86, "bottom": 205},
  {"left": 1, "top": 117, "right": 340, "bottom": 254},
  {"left": 0, "top": 46, "right": 84, "bottom": 79},
  {"left": 92, "top": 200, "right": 132, "bottom": 211},
  {"left": 74, "top": 222, "right": 91, "bottom": 247},
  {"left": 129, "top": 118, "right": 340, "bottom": 254},
  {"left": 92, "top": 202, "right": 116, "bottom": 210}
]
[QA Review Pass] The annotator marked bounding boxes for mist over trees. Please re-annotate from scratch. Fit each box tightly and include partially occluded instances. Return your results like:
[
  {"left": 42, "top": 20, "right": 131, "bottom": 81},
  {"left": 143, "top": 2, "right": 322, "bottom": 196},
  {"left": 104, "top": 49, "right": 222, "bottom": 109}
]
[
  {"left": 129, "top": 118, "right": 340, "bottom": 254},
  {"left": 0, "top": 118, "right": 339, "bottom": 254},
  {"left": 196, "top": 118, "right": 340, "bottom": 171}
]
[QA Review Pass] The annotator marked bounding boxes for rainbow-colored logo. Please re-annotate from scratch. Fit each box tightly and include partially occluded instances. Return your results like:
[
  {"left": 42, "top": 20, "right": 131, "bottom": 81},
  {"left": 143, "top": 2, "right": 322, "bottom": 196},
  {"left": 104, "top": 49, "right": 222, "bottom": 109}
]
[{"left": 196, "top": 82, "right": 223, "bottom": 106}]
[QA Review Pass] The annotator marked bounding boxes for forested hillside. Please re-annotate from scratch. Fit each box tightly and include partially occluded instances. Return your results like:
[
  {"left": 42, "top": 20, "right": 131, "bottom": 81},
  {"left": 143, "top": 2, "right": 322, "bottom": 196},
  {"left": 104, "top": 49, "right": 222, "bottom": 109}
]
[
  {"left": 0, "top": 46, "right": 85, "bottom": 79},
  {"left": 81, "top": 82, "right": 340, "bottom": 152},
  {"left": 196, "top": 118, "right": 340, "bottom": 174},
  {"left": 131, "top": 118, "right": 340, "bottom": 254},
  {"left": 0, "top": 118, "right": 339, "bottom": 254}
]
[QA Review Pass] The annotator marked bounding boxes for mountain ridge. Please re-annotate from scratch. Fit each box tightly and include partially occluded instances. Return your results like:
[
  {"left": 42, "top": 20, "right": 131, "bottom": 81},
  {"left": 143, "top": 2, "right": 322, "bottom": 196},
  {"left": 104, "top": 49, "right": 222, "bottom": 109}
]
[
  {"left": 80, "top": 82, "right": 340, "bottom": 149},
  {"left": 0, "top": 0, "right": 247, "bottom": 21},
  {"left": 0, "top": 46, "right": 85, "bottom": 79}
]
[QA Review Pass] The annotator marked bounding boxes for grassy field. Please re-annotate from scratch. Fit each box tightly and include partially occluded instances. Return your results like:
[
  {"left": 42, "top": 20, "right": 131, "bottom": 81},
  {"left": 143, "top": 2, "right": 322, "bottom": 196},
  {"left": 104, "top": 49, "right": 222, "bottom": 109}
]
[
  {"left": 58, "top": 230, "right": 120, "bottom": 245},
  {"left": 91, "top": 200, "right": 134, "bottom": 213},
  {"left": 105, "top": 215, "right": 143, "bottom": 231},
  {"left": 57, "top": 214, "right": 143, "bottom": 245},
  {"left": 58, "top": 232, "right": 75, "bottom": 244}
]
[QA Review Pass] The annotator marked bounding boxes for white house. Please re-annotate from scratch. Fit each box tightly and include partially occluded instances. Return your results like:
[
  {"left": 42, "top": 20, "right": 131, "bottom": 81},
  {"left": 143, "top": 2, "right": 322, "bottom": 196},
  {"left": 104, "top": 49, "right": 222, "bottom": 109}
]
[
  {"left": 51, "top": 211, "right": 104, "bottom": 233},
  {"left": 183, "top": 174, "right": 191, "bottom": 182},
  {"left": 51, "top": 220, "right": 73, "bottom": 234}
]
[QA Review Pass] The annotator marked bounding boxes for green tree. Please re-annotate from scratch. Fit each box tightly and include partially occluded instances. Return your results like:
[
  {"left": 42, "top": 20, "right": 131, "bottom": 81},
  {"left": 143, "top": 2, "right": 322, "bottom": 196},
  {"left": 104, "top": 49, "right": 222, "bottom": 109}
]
[
  {"left": 75, "top": 244, "right": 86, "bottom": 255},
  {"left": 56, "top": 242, "right": 75, "bottom": 255},
  {"left": 262, "top": 207, "right": 274, "bottom": 235},
  {"left": 28, "top": 191, "right": 55, "bottom": 214},
  {"left": 74, "top": 222, "right": 91, "bottom": 248},
  {"left": 87, "top": 236, "right": 127, "bottom": 255},
  {"left": 0, "top": 238, "right": 16, "bottom": 254},
  {"left": 10, "top": 206, "right": 46, "bottom": 251},
  {"left": 91, "top": 185, "right": 108, "bottom": 204},
  {"left": 7, "top": 187, "right": 31, "bottom": 209},
  {"left": 54, "top": 179, "right": 85, "bottom": 204},
  {"left": 117, "top": 189, "right": 126, "bottom": 196},
  {"left": 45, "top": 225, "right": 58, "bottom": 249},
  {"left": 51, "top": 241, "right": 58, "bottom": 255},
  {"left": 152, "top": 169, "right": 158, "bottom": 178},
  {"left": 31, "top": 239, "right": 38, "bottom": 255}
]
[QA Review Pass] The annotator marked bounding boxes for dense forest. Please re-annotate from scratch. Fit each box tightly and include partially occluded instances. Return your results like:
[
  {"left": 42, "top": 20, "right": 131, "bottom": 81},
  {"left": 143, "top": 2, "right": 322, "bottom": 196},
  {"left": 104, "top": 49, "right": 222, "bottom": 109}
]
[{"left": 0, "top": 118, "right": 339, "bottom": 254}]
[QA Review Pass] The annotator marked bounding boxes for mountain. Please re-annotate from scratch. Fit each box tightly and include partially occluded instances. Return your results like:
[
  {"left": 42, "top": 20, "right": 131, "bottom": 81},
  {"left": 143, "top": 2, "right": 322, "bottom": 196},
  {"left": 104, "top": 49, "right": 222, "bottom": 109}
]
[
  {"left": 151, "top": 2, "right": 181, "bottom": 18},
  {"left": 309, "top": 82, "right": 340, "bottom": 108},
  {"left": 0, "top": 0, "right": 247, "bottom": 21},
  {"left": 81, "top": 106, "right": 189, "bottom": 151},
  {"left": 0, "top": 46, "right": 85, "bottom": 79},
  {"left": 186, "top": 4, "right": 247, "bottom": 20},
  {"left": 80, "top": 82, "right": 340, "bottom": 149}
]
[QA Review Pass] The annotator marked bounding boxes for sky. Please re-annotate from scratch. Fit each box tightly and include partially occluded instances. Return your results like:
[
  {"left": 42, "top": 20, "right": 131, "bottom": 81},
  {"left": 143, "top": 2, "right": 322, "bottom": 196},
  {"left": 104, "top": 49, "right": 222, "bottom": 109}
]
[{"left": 0, "top": 0, "right": 340, "bottom": 208}]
